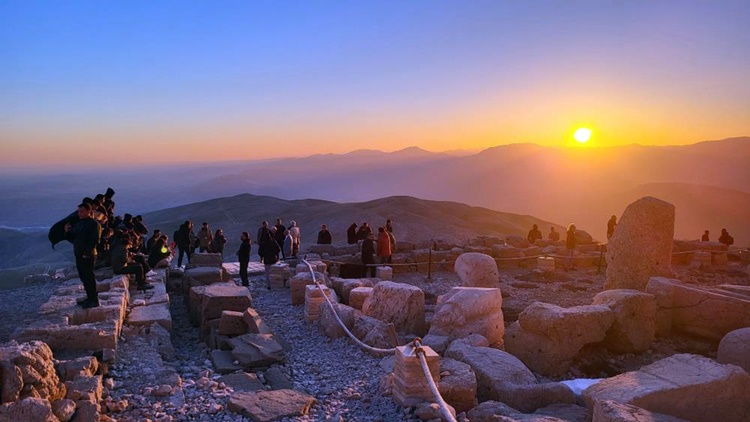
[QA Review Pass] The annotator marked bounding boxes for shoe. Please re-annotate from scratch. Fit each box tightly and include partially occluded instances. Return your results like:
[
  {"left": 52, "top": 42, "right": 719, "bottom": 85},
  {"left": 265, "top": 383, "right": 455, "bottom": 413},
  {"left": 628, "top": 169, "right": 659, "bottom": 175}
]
[
  {"left": 76, "top": 297, "right": 89, "bottom": 305},
  {"left": 80, "top": 299, "right": 100, "bottom": 309},
  {"left": 146, "top": 270, "right": 157, "bottom": 277}
]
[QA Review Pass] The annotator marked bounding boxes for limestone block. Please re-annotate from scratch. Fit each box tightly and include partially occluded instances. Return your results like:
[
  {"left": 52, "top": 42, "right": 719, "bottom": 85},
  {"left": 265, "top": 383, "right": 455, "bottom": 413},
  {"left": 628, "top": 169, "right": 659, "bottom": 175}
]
[
  {"left": 190, "top": 252, "right": 223, "bottom": 267},
  {"left": 242, "top": 308, "right": 271, "bottom": 334},
  {"left": 605, "top": 197, "right": 675, "bottom": 291},
  {"left": 361, "top": 281, "right": 425, "bottom": 335},
  {"left": 187, "top": 285, "right": 207, "bottom": 326},
  {"left": 201, "top": 283, "right": 252, "bottom": 321},
  {"left": 71, "top": 400, "right": 100, "bottom": 421},
  {"left": 341, "top": 278, "right": 376, "bottom": 305},
  {"left": 0, "top": 397, "right": 58, "bottom": 422},
  {"left": 218, "top": 373, "right": 264, "bottom": 392},
  {"left": 348, "top": 287, "right": 373, "bottom": 310},
  {"left": 351, "top": 313, "right": 395, "bottom": 350},
  {"left": 712, "top": 251, "right": 728, "bottom": 266},
  {"left": 64, "top": 375, "right": 102, "bottom": 404},
  {"left": 218, "top": 310, "right": 248, "bottom": 336},
  {"left": 268, "top": 263, "right": 291, "bottom": 290},
  {"left": 318, "top": 302, "right": 358, "bottom": 339},
  {"left": 592, "top": 289, "right": 657, "bottom": 353},
  {"left": 392, "top": 345, "right": 439, "bottom": 407},
  {"left": 0, "top": 340, "right": 66, "bottom": 404},
  {"left": 55, "top": 357, "right": 98, "bottom": 382},
  {"left": 537, "top": 257, "right": 556, "bottom": 272},
  {"left": 51, "top": 398, "right": 76, "bottom": 422},
  {"left": 718, "top": 327, "right": 750, "bottom": 373},
  {"left": 454, "top": 253, "right": 499, "bottom": 288},
  {"left": 127, "top": 303, "right": 172, "bottom": 331},
  {"left": 583, "top": 354, "right": 750, "bottom": 422},
  {"left": 304, "top": 285, "right": 332, "bottom": 323},
  {"left": 228, "top": 389, "right": 315, "bottom": 420},
  {"left": 183, "top": 267, "right": 225, "bottom": 294},
  {"left": 438, "top": 358, "right": 477, "bottom": 413},
  {"left": 421, "top": 334, "right": 450, "bottom": 354},
  {"left": 289, "top": 272, "right": 326, "bottom": 305},
  {"left": 428, "top": 287, "right": 504, "bottom": 346},
  {"left": 445, "top": 342, "right": 575, "bottom": 412},
  {"left": 375, "top": 266, "right": 393, "bottom": 281},
  {"left": 504, "top": 302, "right": 615, "bottom": 376},
  {"left": 593, "top": 400, "right": 688, "bottom": 422},
  {"left": 646, "top": 277, "right": 750, "bottom": 340},
  {"left": 229, "top": 334, "right": 286, "bottom": 369},
  {"left": 491, "top": 244, "right": 522, "bottom": 259},
  {"left": 210, "top": 350, "right": 243, "bottom": 375}
]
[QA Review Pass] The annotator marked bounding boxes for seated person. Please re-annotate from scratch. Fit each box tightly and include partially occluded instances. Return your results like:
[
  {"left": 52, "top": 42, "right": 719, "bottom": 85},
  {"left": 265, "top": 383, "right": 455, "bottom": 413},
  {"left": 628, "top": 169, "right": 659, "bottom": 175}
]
[{"left": 111, "top": 237, "right": 153, "bottom": 291}]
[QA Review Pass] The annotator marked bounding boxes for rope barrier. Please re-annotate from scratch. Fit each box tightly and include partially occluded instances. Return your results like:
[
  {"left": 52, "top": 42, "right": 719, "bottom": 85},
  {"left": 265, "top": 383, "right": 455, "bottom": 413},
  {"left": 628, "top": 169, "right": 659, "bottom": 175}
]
[{"left": 413, "top": 338, "right": 458, "bottom": 422}]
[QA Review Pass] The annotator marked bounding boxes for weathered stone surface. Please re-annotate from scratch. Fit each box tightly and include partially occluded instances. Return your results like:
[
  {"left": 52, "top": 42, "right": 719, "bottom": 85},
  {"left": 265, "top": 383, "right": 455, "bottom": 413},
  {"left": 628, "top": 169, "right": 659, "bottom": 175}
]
[
  {"left": 583, "top": 354, "right": 750, "bottom": 422},
  {"left": 304, "top": 285, "right": 333, "bottom": 323},
  {"left": 592, "top": 290, "right": 656, "bottom": 353},
  {"left": 348, "top": 286, "right": 373, "bottom": 310},
  {"left": 421, "top": 334, "right": 449, "bottom": 354},
  {"left": 505, "top": 302, "right": 615, "bottom": 376},
  {"left": 0, "top": 340, "right": 66, "bottom": 404},
  {"left": 593, "top": 400, "right": 688, "bottom": 422},
  {"left": 351, "top": 314, "right": 395, "bottom": 350},
  {"left": 64, "top": 375, "right": 102, "bottom": 403},
  {"left": 210, "top": 350, "right": 244, "bottom": 375},
  {"left": 492, "top": 244, "right": 523, "bottom": 259},
  {"left": 228, "top": 334, "right": 286, "bottom": 369},
  {"left": 242, "top": 308, "right": 271, "bottom": 334},
  {"left": 466, "top": 400, "right": 569, "bottom": 421},
  {"left": 0, "top": 397, "right": 58, "bottom": 422},
  {"left": 438, "top": 358, "right": 477, "bottom": 413},
  {"left": 429, "top": 287, "right": 504, "bottom": 346},
  {"left": 445, "top": 343, "right": 575, "bottom": 412},
  {"left": 605, "top": 197, "right": 675, "bottom": 291},
  {"left": 218, "top": 310, "right": 248, "bottom": 336},
  {"left": 187, "top": 285, "right": 207, "bottom": 325},
  {"left": 51, "top": 398, "right": 76, "bottom": 422},
  {"left": 341, "top": 278, "right": 376, "bottom": 305},
  {"left": 454, "top": 253, "right": 499, "bottom": 288},
  {"left": 362, "top": 281, "right": 425, "bottom": 335},
  {"left": 414, "top": 401, "right": 456, "bottom": 421},
  {"left": 264, "top": 366, "right": 293, "bottom": 390},
  {"left": 219, "top": 372, "right": 264, "bottom": 392},
  {"left": 201, "top": 283, "right": 252, "bottom": 321},
  {"left": 289, "top": 272, "right": 325, "bottom": 305},
  {"left": 55, "top": 357, "right": 98, "bottom": 382},
  {"left": 375, "top": 266, "right": 393, "bottom": 281},
  {"left": 127, "top": 302, "right": 172, "bottom": 331},
  {"left": 70, "top": 399, "right": 99, "bottom": 422},
  {"left": 647, "top": 277, "right": 750, "bottom": 340},
  {"left": 183, "top": 267, "right": 225, "bottom": 294},
  {"left": 534, "top": 403, "right": 589, "bottom": 422},
  {"left": 318, "top": 302, "right": 358, "bottom": 339},
  {"left": 717, "top": 327, "right": 750, "bottom": 373},
  {"left": 392, "top": 345, "right": 440, "bottom": 407},
  {"left": 190, "top": 252, "right": 224, "bottom": 267},
  {"left": 228, "top": 389, "right": 316, "bottom": 421}
]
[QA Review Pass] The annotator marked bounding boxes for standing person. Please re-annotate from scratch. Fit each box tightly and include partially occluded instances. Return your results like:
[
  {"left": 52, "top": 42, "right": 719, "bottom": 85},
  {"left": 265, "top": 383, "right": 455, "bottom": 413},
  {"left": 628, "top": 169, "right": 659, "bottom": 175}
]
[
  {"left": 385, "top": 219, "right": 393, "bottom": 234},
  {"left": 282, "top": 229, "right": 293, "bottom": 260},
  {"left": 198, "top": 222, "right": 213, "bottom": 253},
  {"left": 527, "top": 224, "right": 542, "bottom": 244},
  {"left": 256, "top": 221, "right": 268, "bottom": 244},
  {"left": 361, "top": 232, "right": 376, "bottom": 277},
  {"left": 377, "top": 227, "right": 392, "bottom": 265},
  {"left": 718, "top": 228, "right": 734, "bottom": 246},
  {"left": 357, "top": 222, "right": 372, "bottom": 241},
  {"left": 701, "top": 230, "right": 710, "bottom": 242},
  {"left": 237, "top": 232, "right": 252, "bottom": 287},
  {"left": 212, "top": 229, "right": 226, "bottom": 256},
  {"left": 566, "top": 223, "right": 577, "bottom": 271},
  {"left": 260, "top": 230, "right": 281, "bottom": 289},
  {"left": 317, "top": 224, "right": 332, "bottom": 244},
  {"left": 289, "top": 220, "right": 301, "bottom": 258},
  {"left": 65, "top": 203, "right": 102, "bottom": 309},
  {"left": 607, "top": 215, "right": 617, "bottom": 240},
  {"left": 347, "top": 223, "right": 358, "bottom": 245},
  {"left": 175, "top": 221, "right": 194, "bottom": 267},
  {"left": 274, "top": 218, "right": 286, "bottom": 258},
  {"left": 548, "top": 227, "right": 560, "bottom": 241}
]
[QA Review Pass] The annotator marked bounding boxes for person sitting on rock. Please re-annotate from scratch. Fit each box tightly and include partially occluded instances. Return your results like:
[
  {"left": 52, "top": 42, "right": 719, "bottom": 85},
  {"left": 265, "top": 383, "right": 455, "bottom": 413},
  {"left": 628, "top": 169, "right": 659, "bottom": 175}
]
[
  {"left": 112, "top": 236, "right": 153, "bottom": 292},
  {"left": 148, "top": 236, "right": 172, "bottom": 268},
  {"left": 317, "top": 224, "right": 332, "bottom": 244},
  {"left": 527, "top": 224, "right": 542, "bottom": 244},
  {"left": 548, "top": 226, "right": 560, "bottom": 242},
  {"left": 701, "top": 230, "right": 710, "bottom": 242},
  {"left": 718, "top": 228, "right": 734, "bottom": 246}
]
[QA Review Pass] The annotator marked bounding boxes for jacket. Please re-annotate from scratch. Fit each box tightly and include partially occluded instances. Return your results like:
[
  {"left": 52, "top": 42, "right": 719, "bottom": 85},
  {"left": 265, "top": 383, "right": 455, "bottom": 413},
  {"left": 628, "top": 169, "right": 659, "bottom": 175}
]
[
  {"left": 67, "top": 217, "right": 101, "bottom": 258},
  {"left": 377, "top": 232, "right": 392, "bottom": 257}
]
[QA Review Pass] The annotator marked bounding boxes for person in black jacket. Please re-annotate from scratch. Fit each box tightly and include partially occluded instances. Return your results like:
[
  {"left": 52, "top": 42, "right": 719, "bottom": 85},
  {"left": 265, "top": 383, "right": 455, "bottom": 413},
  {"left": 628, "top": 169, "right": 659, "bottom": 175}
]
[
  {"left": 361, "top": 232, "right": 376, "bottom": 277},
  {"left": 174, "top": 221, "right": 195, "bottom": 267},
  {"left": 65, "top": 203, "right": 102, "bottom": 309},
  {"left": 237, "top": 232, "right": 252, "bottom": 287},
  {"left": 317, "top": 224, "right": 332, "bottom": 244},
  {"left": 212, "top": 229, "right": 227, "bottom": 255},
  {"left": 148, "top": 237, "right": 172, "bottom": 269},
  {"left": 527, "top": 224, "right": 542, "bottom": 244},
  {"left": 346, "top": 223, "right": 358, "bottom": 245},
  {"left": 111, "top": 236, "right": 153, "bottom": 292},
  {"left": 260, "top": 230, "right": 281, "bottom": 289},
  {"left": 273, "top": 218, "right": 287, "bottom": 259}
]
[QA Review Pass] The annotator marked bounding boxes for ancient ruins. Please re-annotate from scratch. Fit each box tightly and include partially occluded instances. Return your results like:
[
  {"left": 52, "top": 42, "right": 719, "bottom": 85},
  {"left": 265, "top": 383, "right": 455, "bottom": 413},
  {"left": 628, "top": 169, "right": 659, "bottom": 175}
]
[{"left": 1, "top": 196, "right": 749, "bottom": 421}]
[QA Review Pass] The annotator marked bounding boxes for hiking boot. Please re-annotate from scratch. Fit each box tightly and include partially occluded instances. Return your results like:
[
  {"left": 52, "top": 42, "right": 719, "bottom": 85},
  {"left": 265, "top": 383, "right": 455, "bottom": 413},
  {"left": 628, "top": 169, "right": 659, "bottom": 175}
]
[{"left": 80, "top": 299, "right": 100, "bottom": 309}]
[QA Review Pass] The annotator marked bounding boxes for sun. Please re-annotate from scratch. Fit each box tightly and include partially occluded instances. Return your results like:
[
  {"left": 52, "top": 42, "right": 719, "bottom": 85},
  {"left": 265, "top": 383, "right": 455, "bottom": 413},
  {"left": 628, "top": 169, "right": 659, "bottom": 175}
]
[{"left": 574, "top": 127, "right": 592, "bottom": 143}]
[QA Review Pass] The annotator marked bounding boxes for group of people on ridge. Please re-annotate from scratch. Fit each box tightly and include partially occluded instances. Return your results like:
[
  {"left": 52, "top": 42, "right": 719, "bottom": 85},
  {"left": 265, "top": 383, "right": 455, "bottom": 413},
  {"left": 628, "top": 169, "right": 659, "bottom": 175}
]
[{"left": 702, "top": 228, "right": 735, "bottom": 246}]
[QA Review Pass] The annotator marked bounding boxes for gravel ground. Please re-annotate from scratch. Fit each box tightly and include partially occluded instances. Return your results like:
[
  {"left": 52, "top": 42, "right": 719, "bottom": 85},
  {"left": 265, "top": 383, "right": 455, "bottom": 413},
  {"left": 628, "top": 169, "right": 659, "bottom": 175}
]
[{"left": 0, "top": 281, "right": 57, "bottom": 343}]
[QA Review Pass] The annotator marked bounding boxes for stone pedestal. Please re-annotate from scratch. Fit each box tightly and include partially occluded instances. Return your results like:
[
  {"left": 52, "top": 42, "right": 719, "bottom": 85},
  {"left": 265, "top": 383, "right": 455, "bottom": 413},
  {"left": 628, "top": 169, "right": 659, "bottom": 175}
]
[
  {"left": 269, "top": 263, "right": 291, "bottom": 290},
  {"left": 349, "top": 287, "right": 373, "bottom": 310},
  {"left": 392, "top": 344, "right": 440, "bottom": 407},
  {"left": 376, "top": 266, "right": 393, "bottom": 281},
  {"left": 304, "top": 285, "right": 332, "bottom": 323}
]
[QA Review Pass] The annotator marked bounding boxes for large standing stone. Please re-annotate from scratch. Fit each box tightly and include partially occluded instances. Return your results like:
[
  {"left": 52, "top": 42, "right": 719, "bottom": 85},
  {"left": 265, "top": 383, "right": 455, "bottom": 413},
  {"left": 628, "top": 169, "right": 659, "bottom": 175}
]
[
  {"left": 605, "top": 197, "right": 675, "bottom": 291},
  {"left": 646, "top": 277, "right": 750, "bottom": 340},
  {"left": 428, "top": 287, "right": 504, "bottom": 346},
  {"left": 228, "top": 389, "right": 316, "bottom": 421},
  {"left": 717, "top": 327, "right": 750, "bottom": 373},
  {"left": 438, "top": 358, "right": 477, "bottom": 413},
  {"left": 583, "top": 354, "right": 750, "bottom": 422},
  {"left": 361, "top": 281, "right": 425, "bottom": 335},
  {"left": 445, "top": 342, "right": 575, "bottom": 412},
  {"left": 454, "top": 253, "right": 499, "bottom": 288},
  {"left": 504, "top": 303, "right": 615, "bottom": 376},
  {"left": 593, "top": 400, "right": 688, "bottom": 422},
  {"left": 592, "top": 290, "right": 656, "bottom": 353}
]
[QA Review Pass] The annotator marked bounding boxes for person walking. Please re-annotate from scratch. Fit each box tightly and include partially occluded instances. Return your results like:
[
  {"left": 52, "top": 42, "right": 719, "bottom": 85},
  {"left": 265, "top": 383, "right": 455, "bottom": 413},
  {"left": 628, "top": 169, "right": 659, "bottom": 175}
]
[
  {"left": 237, "top": 232, "right": 252, "bottom": 287},
  {"left": 65, "top": 203, "right": 102, "bottom": 309}
]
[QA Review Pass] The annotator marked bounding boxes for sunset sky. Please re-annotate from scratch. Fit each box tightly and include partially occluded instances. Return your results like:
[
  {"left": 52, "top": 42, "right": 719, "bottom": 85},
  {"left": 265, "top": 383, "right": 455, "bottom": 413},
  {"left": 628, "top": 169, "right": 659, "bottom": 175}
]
[{"left": 1, "top": 1, "right": 749, "bottom": 169}]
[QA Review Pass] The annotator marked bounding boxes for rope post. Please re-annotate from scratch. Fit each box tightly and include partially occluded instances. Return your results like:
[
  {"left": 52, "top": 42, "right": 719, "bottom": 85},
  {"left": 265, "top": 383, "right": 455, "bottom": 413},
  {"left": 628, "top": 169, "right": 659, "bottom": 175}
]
[
  {"left": 392, "top": 343, "right": 440, "bottom": 407},
  {"left": 427, "top": 248, "right": 432, "bottom": 280}
]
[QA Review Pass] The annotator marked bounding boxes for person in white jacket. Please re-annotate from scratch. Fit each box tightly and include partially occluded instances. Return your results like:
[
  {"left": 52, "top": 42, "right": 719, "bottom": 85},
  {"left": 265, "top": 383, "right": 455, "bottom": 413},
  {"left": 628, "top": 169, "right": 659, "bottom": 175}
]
[{"left": 289, "top": 220, "right": 301, "bottom": 258}]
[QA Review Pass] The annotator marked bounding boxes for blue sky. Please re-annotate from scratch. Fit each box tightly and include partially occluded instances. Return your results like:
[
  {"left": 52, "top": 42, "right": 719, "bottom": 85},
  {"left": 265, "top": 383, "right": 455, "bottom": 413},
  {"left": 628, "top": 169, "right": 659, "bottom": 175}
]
[{"left": 1, "top": 1, "right": 749, "bottom": 167}]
